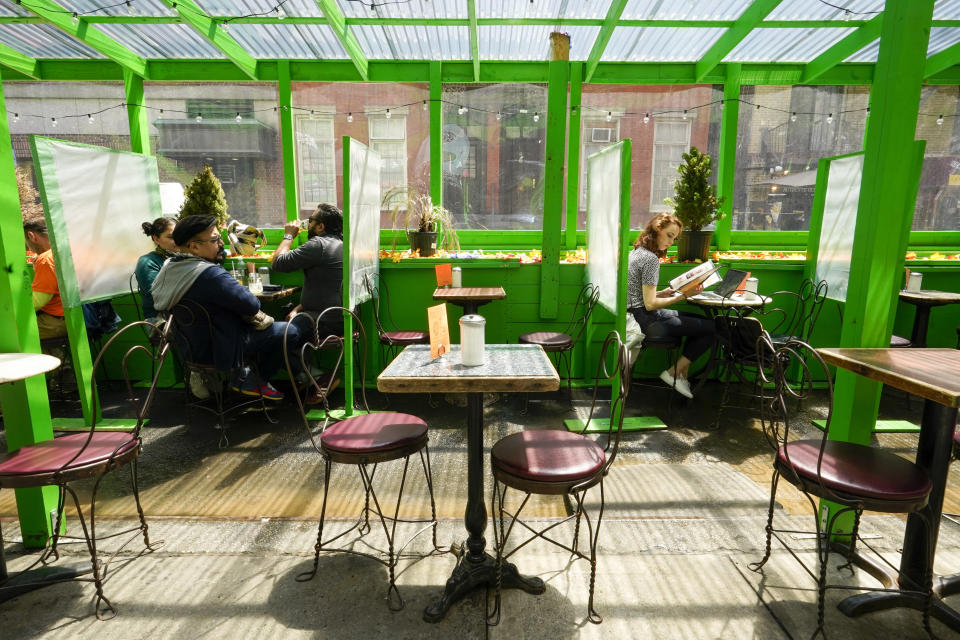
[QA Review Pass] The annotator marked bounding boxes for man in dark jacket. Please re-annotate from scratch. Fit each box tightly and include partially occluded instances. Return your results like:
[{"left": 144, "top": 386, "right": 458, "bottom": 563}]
[{"left": 153, "top": 215, "right": 299, "bottom": 401}]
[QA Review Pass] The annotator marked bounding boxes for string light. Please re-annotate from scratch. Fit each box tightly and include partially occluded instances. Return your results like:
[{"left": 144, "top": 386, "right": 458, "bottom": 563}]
[
  {"left": 643, "top": 113, "right": 650, "bottom": 124},
  {"left": 790, "top": 112, "right": 797, "bottom": 122},
  {"left": 276, "top": 5, "right": 286, "bottom": 20},
  {"left": 385, "top": 108, "right": 391, "bottom": 119},
  {"left": 826, "top": 113, "right": 833, "bottom": 124},
  {"left": 50, "top": 117, "right": 57, "bottom": 127},
  {"left": 937, "top": 114, "right": 944, "bottom": 126},
  {"left": 87, "top": 114, "right": 94, "bottom": 123},
  {"left": 347, "top": 112, "right": 353, "bottom": 123},
  {"left": 71, "top": 12, "right": 79, "bottom": 25},
  {"left": 682, "top": 110, "right": 687, "bottom": 120},
  {"left": 496, "top": 111, "right": 501, "bottom": 121},
  {"left": 195, "top": 113, "right": 203, "bottom": 123},
  {"left": 422, "top": 100, "right": 428, "bottom": 110},
  {"left": 457, "top": 105, "right": 467, "bottom": 115},
  {"left": 606, "top": 111, "right": 613, "bottom": 122},
  {"left": 533, "top": 112, "right": 539, "bottom": 122},
  {"left": 13, "top": 113, "right": 19, "bottom": 123},
  {"left": 126, "top": 0, "right": 135, "bottom": 17},
  {"left": 235, "top": 112, "right": 242, "bottom": 122}
]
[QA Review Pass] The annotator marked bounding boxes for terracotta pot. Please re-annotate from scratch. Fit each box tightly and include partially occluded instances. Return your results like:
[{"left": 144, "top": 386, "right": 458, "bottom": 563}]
[
  {"left": 676, "top": 229, "right": 713, "bottom": 262},
  {"left": 407, "top": 230, "right": 438, "bottom": 257}
]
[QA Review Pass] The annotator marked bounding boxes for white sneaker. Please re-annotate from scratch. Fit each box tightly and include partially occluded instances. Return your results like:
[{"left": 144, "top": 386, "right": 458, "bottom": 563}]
[{"left": 659, "top": 369, "right": 694, "bottom": 399}]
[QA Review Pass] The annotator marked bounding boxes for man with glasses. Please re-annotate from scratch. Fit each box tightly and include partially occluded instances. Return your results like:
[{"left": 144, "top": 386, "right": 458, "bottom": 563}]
[{"left": 152, "top": 214, "right": 299, "bottom": 401}]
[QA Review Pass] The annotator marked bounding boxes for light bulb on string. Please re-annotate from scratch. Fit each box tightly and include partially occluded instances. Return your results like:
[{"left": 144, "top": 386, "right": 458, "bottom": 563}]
[
  {"left": 126, "top": 0, "right": 135, "bottom": 17},
  {"left": 13, "top": 113, "right": 19, "bottom": 123},
  {"left": 682, "top": 110, "right": 688, "bottom": 120},
  {"left": 235, "top": 112, "right": 242, "bottom": 123},
  {"left": 87, "top": 114, "right": 94, "bottom": 124},
  {"left": 496, "top": 111, "right": 501, "bottom": 121},
  {"left": 937, "top": 114, "right": 944, "bottom": 126},
  {"left": 385, "top": 108, "right": 391, "bottom": 119},
  {"left": 276, "top": 5, "right": 286, "bottom": 20},
  {"left": 51, "top": 117, "right": 57, "bottom": 128},
  {"left": 790, "top": 112, "right": 797, "bottom": 123},
  {"left": 606, "top": 111, "right": 612, "bottom": 122},
  {"left": 221, "top": 21, "right": 229, "bottom": 32},
  {"left": 826, "top": 113, "right": 833, "bottom": 125},
  {"left": 533, "top": 112, "right": 539, "bottom": 123},
  {"left": 643, "top": 113, "right": 650, "bottom": 124},
  {"left": 843, "top": 10, "right": 852, "bottom": 21},
  {"left": 71, "top": 12, "right": 79, "bottom": 25},
  {"left": 196, "top": 113, "right": 203, "bottom": 123},
  {"left": 347, "top": 113, "right": 353, "bottom": 123},
  {"left": 422, "top": 100, "right": 428, "bottom": 110}
]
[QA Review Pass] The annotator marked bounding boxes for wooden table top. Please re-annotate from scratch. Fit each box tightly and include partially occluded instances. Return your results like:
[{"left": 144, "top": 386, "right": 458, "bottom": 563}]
[
  {"left": 432, "top": 287, "right": 507, "bottom": 303},
  {"left": 0, "top": 353, "right": 61, "bottom": 384},
  {"left": 898, "top": 289, "right": 960, "bottom": 306},
  {"left": 255, "top": 286, "right": 300, "bottom": 303},
  {"left": 688, "top": 292, "right": 771, "bottom": 308},
  {"left": 818, "top": 348, "right": 960, "bottom": 408},
  {"left": 378, "top": 344, "right": 559, "bottom": 394}
]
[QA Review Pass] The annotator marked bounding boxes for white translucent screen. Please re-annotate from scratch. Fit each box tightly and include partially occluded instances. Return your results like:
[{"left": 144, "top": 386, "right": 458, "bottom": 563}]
[
  {"left": 816, "top": 153, "right": 863, "bottom": 303},
  {"left": 347, "top": 139, "right": 381, "bottom": 307},
  {"left": 586, "top": 145, "right": 623, "bottom": 314}
]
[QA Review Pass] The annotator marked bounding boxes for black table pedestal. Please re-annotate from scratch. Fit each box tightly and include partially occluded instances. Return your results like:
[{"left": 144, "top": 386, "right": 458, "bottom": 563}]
[
  {"left": 423, "top": 392, "right": 543, "bottom": 622},
  {"left": 1, "top": 527, "right": 86, "bottom": 603}
]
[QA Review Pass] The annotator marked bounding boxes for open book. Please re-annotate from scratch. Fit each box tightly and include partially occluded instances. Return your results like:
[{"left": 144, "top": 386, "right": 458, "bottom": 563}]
[{"left": 668, "top": 259, "right": 722, "bottom": 295}]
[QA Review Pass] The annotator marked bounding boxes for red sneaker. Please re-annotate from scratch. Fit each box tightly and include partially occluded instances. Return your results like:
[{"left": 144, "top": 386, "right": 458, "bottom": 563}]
[{"left": 232, "top": 381, "right": 285, "bottom": 401}]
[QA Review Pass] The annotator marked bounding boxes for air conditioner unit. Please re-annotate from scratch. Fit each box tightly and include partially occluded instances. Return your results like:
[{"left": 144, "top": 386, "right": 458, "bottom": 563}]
[{"left": 591, "top": 127, "right": 613, "bottom": 143}]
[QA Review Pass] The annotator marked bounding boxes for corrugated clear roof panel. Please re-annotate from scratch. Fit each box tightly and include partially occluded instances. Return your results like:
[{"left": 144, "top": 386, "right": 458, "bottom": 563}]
[
  {"left": 935, "top": 0, "right": 960, "bottom": 20},
  {"left": 725, "top": 27, "right": 855, "bottom": 62},
  {"left": 603, "top": 27, "right": 725, "bottom": 62},
  {"left": 847, "top": 27, "right": 960, "bottom": 62},
  {"left": 58, "top": 0, "right": 176, "bottom": 16},
  {"left": 195, "top": 0, "right": 321, "bottom": 17},
  {"left": 336, "top": 0, "right": 465, "bottom": 19},
  {"left": 480, "top": 0, "right": 605, "bottom": 20},
  {"left": 0, "top": 1, "right": 34, "bottom": 17},
  {"left": 353, "top": 25, "right": 469, "bottom": 60},
  {"left": 479, "top": 25, "right": 599, "bottom": 61},
  {"left": 0, "top": 24, "right": 103, "bottom": 58},
  {"left": 766, "top": 0, "right": 884, "bottom": 21},
  {"left": 622, "top": 0, "right": 753, "bottom": 20},
  {"left": 227, "top": 24, "right": 348, "bottom": 59},
  {"left": 94, "top": 23, "right": 226, "bottom": 58}
]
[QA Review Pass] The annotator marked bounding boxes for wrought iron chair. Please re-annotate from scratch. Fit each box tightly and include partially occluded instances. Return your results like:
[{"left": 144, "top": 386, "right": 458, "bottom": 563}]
[
  {"left": 364, "top": 272, "right": 429, "bottom": 368},
  {"left": 765, "top": 278, "right": 829, "bottom": 346},
  {"left": 286, "top": 306, "right": 443, "bottom": 611},
  {"left": 749, "top": 336, "right": 935, "bottom": 639},
  {"left": 518, "top": 282, "right": 600, "bottom": 395},
  {"left": 0, "top": 318, "right": 172, "bottom": 619},
  {"left": 487, "top": 330, "right": 629, "bottom": 625},
  {"left": 167, "top": 299, "right": 277, "bottom": 447}
]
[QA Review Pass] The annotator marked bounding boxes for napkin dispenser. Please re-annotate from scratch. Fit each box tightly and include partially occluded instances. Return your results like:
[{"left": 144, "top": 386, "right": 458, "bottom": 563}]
[{"left": 459, "top": 314, "right": 486, "bottom": 366}]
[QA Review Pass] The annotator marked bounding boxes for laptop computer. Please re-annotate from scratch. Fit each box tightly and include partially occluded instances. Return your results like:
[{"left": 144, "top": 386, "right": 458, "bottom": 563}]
[{"left": 697, "top": 268, "right": 748, "bottom": 299}]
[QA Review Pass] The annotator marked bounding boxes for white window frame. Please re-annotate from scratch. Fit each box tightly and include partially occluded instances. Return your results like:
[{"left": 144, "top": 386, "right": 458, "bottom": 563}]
[
  {"left": 650, "top": 118, "right": 692, "bottom": 213},
  {"left": 367, "top": 107, "right": 408, "bottom": 209},
  {"left": 294, "top": 109, "right": 336, "bottom": 211}
]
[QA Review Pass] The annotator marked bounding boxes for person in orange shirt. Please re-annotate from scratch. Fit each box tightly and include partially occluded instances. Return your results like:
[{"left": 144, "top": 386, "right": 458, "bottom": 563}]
[{"left": 24, "top": 216, "right": 66, "bottom": 340}]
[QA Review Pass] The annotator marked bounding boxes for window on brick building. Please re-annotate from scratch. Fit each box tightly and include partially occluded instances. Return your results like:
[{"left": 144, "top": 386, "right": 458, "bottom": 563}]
[
  {"left": 650, "top": 118, "right": 692, "bottom": 213},
  {"left": 580, "top": 113, "right": 620, "bottom": 210},
  {"left": 368, "top": 111, "right": 407, "bottom": 209},
  {"left": 295, "top": 113, "right": 337, "bottom": 211}
]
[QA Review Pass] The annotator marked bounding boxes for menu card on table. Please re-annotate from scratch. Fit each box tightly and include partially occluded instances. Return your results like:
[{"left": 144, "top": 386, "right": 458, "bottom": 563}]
[
  {"left": 435, "top": 264, "right": 452, "bottom": 287},
  {"left": 427, "top": 303, "right": 450, "bottom": 359}
]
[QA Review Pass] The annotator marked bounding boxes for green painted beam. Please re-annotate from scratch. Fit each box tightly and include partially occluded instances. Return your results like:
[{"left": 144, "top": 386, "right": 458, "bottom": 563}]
[
  {"left": 695, "top": 0, "right": 784, "bottom": 83},
  {"left": 925, "top": 39, "right": 960, "bottom": 78},
  {"left": 158, "top": 0, "right": 259, "bottom": 80},
  {"left": 19, "top": 0, "right": 148, "bottom": 78},
  {"left": 801, "top": 14, "right": 882, "bottom": 83},
  {"left": 429, "top": 62, "right": 442, "bottom": 208},
  {"left": 0, "top": 71, "right": 61, "bottom": 548},
  {"left": 565, "top": 62, "right": 583, "bottom": 250},
  {"left": 468, "top": 0, "right": 479, "bottom": 82},
  {"left": 124, "top": 69, "right": 150, "bottom": 155},
  {"left": 539, "top": 60, "right": 569, "bottom": 319},
  {"left": 715, "top": 65, "right": 741, "bottom": 251},
  {"left": 0, "top": 42, "right": 39, "bottom": 79},
  {"left": 585, "top": 0, "right": 629, "bottom": 83},
  {"left": 278, "top": 61, "right": 298, "bottom": 222},
  {"left": 317, "top": 0, "right": 369, "bottom": 81}
]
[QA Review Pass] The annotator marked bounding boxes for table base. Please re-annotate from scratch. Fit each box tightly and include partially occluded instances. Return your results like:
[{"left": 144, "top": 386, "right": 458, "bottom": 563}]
[
  {"left": 0, "top": 565, "right": 88, "bottom": 604},
  {"left": 423, "top": 549, "right": 544, "bottom": 623}
]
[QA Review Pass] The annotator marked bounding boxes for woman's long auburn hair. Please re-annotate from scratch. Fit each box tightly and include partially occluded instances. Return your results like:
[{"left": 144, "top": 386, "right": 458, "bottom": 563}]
[{"left": 634, "top": 212, "right": 682, "bottom": 258}]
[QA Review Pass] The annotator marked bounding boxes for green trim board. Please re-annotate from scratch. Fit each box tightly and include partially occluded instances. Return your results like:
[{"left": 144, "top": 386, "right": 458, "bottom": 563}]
[
  {"left": 51, "top": 417, "right": 140, "bottom": 432},
  {"left": 812, "top": 418, "right": 920, "bottom": 434},
  {"left": 801, "top": 14, "right": 883, "bottom": 84},
  {"left": 584, "top": 0, "right": 629, "bottom": 83},
  {"left": 316, "top": 0, "right": 369, "bottom": 81},
  {"left": 694, "top": 0, "right": 784, "bottom": 83},
  {"left": 565, "top": 62, "right": 583, "bottom": 251},
  {"left": 565, "top": 416, "right": 668, "bottom": 433},
  {"left": 467, "top": 0, "right": 479, "bottom": 82},
  {"left": 159, "top": 0, "right": 259, "bottom": 80},
  {"left": 277, "top": 61, "right": 298, "bottom": 222},
  {"left": 124, "top": 69, "right": 150, "bottom": 156},
  {"left": 715, "top": 65, "right": 740, "bottom": 251},
  {"left": 539, "top": 60, "right": 569, "bottom": 320}
]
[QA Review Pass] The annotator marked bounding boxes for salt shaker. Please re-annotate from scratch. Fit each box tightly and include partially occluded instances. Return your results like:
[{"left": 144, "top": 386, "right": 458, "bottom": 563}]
[
  {"left": 258, "top": 266, "right": 271, "bottom": 287},
  {"left": 907, "top": 271, "right": 923, "bottom": 292},
  {"left": 745, "top": 277, "right": 759, "bottom": 294},
  {"left": 459, "top": 314, "right": 486, "bottom": 366},
  {"left": 452, "top": 266, "right": 462, "bottom": 288}
]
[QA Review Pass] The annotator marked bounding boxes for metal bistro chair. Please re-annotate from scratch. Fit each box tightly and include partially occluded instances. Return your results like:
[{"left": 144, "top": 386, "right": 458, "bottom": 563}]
[
  {"left": 519, "top": 282, "right": 600, "bottom": 397},
  {"left": 749, "top": 336, "right": 935, "bottom": 639},
  {"left": 765, "top": 278, "right": 829, "bottom": 346},
  {"left": 0, "top": 318, "right": 172, "bottom": 619},
  {"left": 487, "top": 330, "right": 629, "bottom": 625},
  {"left": 167, "top": 299, "right": 277, "bottom": 447},
  {"left": 286, "top": 306, "right": 443, "bottom": 611},
  {"left": 364, "top": 273, "right": 429, "bottom": 368}
]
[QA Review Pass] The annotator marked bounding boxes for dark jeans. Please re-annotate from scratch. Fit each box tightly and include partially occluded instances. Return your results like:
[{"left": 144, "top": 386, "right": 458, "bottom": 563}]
[
  {"left": 631, "top": 308, "right": 716, "bottom": 363},
  {"left": 245, "top": 320, "right": 301, "bottom": 383}
]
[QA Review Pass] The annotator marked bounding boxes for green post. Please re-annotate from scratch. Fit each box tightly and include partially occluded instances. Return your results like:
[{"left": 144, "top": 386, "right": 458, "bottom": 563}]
[
  {"left": 429, "top": 61, "right": 442, "bottom": 209},
  {"left": 539, "top": 59, "right": 568, "bottom": 319},
  {"left": 826, "top": 0, "right": 934, "bottom": 531},
  {"left": 0, "top": 72, "right": 59, "bottom": 547},
  {"left": 278, "top": 61, "right": 298, "bottom": 222},
  {"left": 340, "top": 136, "right": 355, "bottom": 416},
  {"left": 124, "top": 69, "right": 150, "bottom": 156},
  {"left": 565, "top": 62, "right": 583, "bottom": 250},
  {"left": 715, "top": 64, "right": 740, "bottom": 251}
]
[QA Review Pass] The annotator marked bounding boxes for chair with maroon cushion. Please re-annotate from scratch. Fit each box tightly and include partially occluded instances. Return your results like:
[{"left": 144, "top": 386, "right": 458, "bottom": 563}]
[
  {"left": 0, "top": 318, "right": 172, "bottom": 619},
  {"left": 749, "top": 336, "right": 935, "bottom": 639},
  {"left": 518, "top": 283, "right": 600, "bottom": 397},
  {"left": 364, "top": 273, "right": 429, "bottom": 368},
  {"left": 487, "top": 330, "right": 629, "bottom": 625},
  {"left": 286, "top": 306, "right": 442, "bottom": 610}
]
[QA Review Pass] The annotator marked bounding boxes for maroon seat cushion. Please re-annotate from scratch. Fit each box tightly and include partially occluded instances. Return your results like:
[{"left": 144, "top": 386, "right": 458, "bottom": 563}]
[
  {"left": 0, "top": 432, "right": 138, "bottom": 478},
  {"left": 492, "top": 430, "right": 605, "bottom": 483},
  {"left": 321, "top": 413, "right": 427, "bottom": 454},
  {"left": 382, "top": 330, "right": 429, "bottom": 345},
  {"left": 518, "top": 332, "right": 573, "bottom": 351},
  {"left": 778, "top": 439, "right": 931, "bottom": 503}
]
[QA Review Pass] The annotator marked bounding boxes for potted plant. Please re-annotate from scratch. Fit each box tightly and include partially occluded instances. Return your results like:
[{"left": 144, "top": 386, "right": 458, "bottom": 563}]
[
  {"left": 665, "top": 147, "right": 725, "bottom": 262},
  {"left": 179, "top": 165, "right": 229, "bottom": 228},
  {"left": 383, "top": 186, "right": 459, "bottom": 257}
]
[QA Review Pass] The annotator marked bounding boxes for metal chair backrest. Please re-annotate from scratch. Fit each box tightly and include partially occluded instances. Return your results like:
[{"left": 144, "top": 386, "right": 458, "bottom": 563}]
[
  {"left": 167, "top": 299, "right": 218, "bottom": 367},
  {"left": 762, "top": 278, "right": 829, "bottom": 343},
  {"left": 574, "top": 330, "right": 630, "bottom": 477},
  {"left": 363, "top": 272, "right": 393, "bottom": 339},
  {"left": 129, "top": 272, "right": 144, "bottom": 322},
  {"left": 564, "top": 283, "right": 601, "bottom": 344},
  {"left": 55, "top": 318, "right": 174, "bottom": 478}
]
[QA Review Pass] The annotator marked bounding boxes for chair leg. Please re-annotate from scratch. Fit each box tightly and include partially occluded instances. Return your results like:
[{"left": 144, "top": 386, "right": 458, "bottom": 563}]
[
  {"left": 65, "top": 482, "right": 117, "bottom": 620},
  {"left": 298, "top": 457, "right": 333, "bottom": 582},
  {"left": 584, "top": 480, "right": 605, "bottom": 624},
  {"left": 750, "top": 470, "right": 780, "bottom": 572},
  {"left": 487, "top": 477, "right": 507, "bottom": 627},
  {"left": 128, "top": 460, "right": 159, "bottom": 552},
  {"left": 419, "top": 445, "right": 441, "bottom": 551}
]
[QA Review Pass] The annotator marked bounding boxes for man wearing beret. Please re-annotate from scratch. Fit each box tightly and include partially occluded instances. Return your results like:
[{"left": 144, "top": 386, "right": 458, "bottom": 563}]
[{"left": 152, "top": 214, "right": 299, "bottom": 400}]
